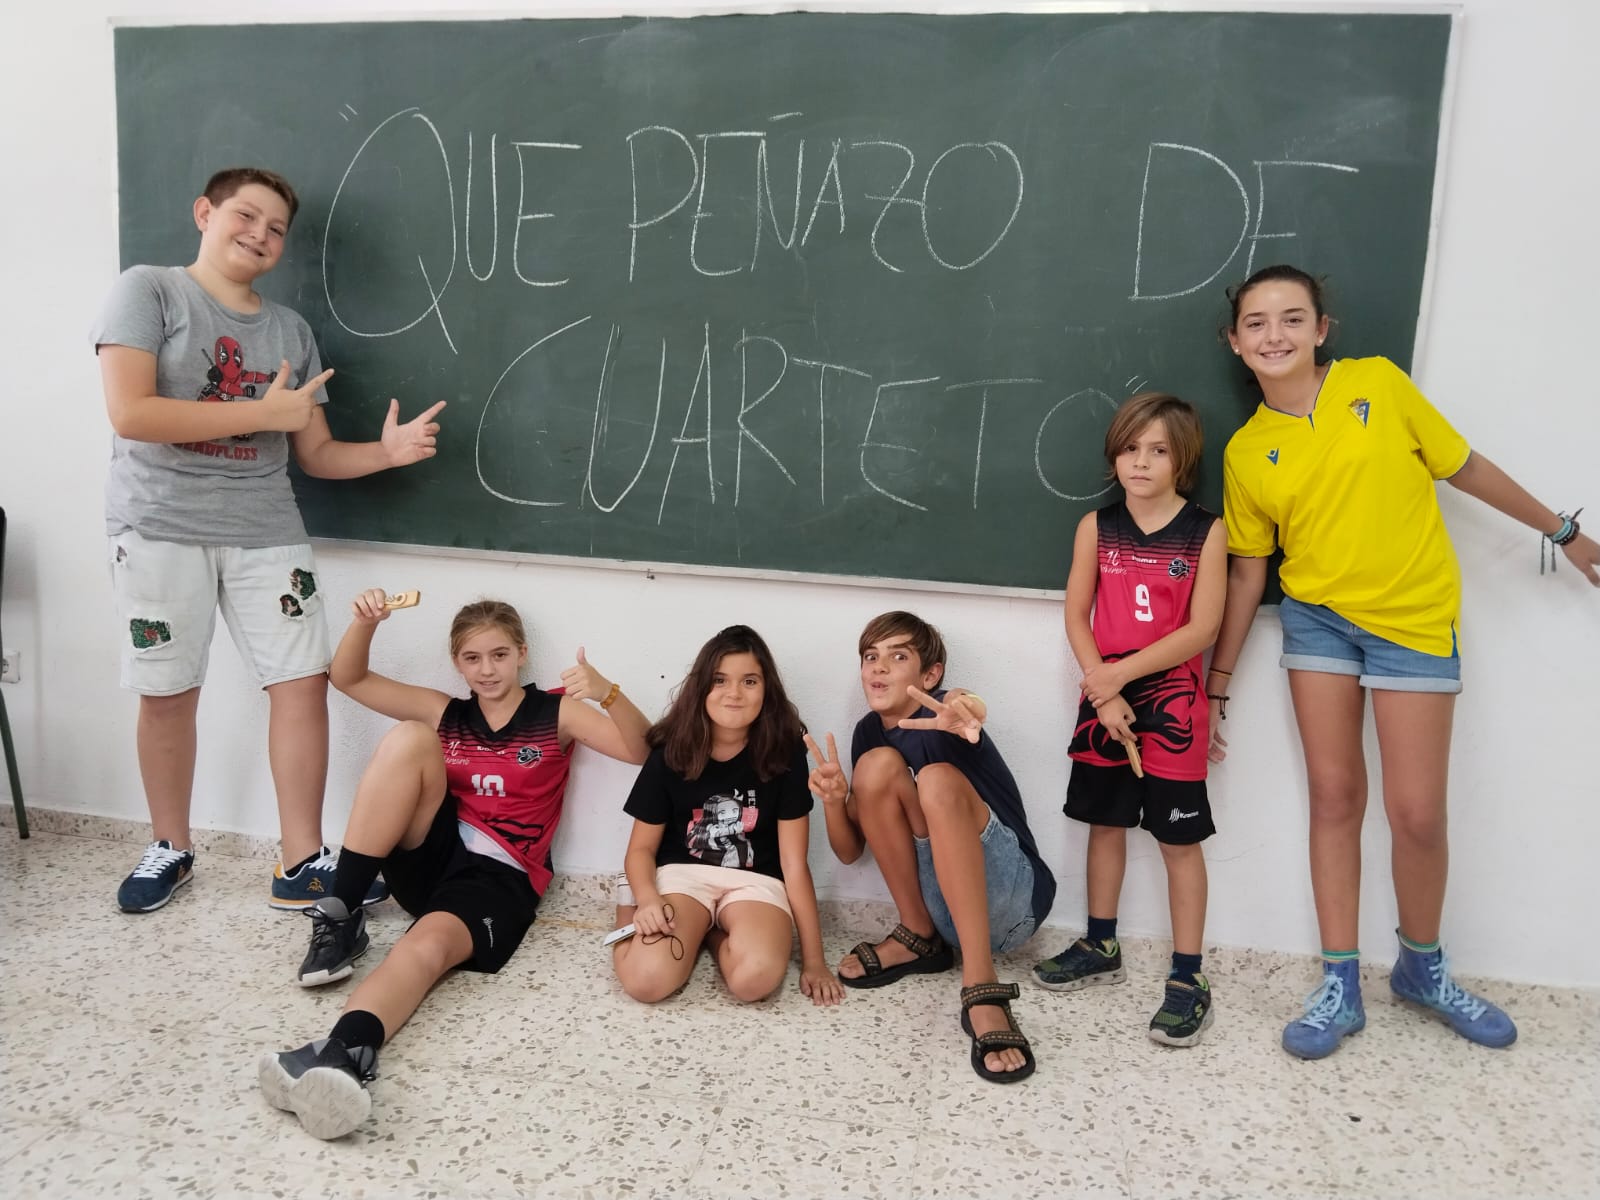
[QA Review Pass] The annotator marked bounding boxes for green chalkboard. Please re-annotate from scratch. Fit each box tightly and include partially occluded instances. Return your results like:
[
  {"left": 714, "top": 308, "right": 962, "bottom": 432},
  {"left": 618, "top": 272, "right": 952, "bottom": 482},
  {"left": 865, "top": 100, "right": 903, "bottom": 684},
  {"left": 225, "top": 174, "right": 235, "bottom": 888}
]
[{"left": 114, "top": 11, "right": 1453, "bottom": 591}]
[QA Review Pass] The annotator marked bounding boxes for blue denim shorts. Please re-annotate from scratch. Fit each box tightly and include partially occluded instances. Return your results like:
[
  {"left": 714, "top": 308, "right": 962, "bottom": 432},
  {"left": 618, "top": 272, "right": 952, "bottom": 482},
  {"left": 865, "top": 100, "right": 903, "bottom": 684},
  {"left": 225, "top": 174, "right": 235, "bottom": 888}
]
[
  {"left": 1279, "top": 596, "right": 1462, "bottom": 694},
  {"left": 914, "top": 808, "right": 1037, "bottom": 953}
]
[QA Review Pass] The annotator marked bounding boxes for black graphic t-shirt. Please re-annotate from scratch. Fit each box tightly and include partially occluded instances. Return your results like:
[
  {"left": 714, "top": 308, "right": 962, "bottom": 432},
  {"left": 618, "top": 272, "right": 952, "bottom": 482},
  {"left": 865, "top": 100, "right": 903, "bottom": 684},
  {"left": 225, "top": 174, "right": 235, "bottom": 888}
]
[{"left": 624, "top": 743, "right": 813, "bottom": 881}]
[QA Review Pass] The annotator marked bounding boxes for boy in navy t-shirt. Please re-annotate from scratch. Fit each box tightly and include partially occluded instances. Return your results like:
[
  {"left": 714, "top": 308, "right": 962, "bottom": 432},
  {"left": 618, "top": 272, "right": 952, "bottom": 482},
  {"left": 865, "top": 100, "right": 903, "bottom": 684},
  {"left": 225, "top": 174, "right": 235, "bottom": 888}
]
[{"left": 807, "top": 611, "right": 1055, "bottom": 1083}]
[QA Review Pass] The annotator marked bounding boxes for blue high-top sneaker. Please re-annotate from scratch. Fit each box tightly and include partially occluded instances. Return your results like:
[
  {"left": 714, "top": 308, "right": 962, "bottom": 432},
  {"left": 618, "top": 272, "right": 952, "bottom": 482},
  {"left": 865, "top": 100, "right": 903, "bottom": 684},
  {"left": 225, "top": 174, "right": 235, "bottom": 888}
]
[
  {"left": 1389, "top": 936, "right": 1517, "bottom": 1048},
  {"left": 1281, "top": 957, "right": 1366, "bottom": 1059}
]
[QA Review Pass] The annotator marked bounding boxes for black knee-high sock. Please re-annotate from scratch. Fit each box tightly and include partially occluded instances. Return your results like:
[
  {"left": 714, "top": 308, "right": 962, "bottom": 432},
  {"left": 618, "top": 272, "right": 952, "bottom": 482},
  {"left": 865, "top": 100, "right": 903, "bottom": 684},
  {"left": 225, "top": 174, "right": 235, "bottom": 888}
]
[{"left": 333, "top": 849, "right": 384, "bottom": 914}]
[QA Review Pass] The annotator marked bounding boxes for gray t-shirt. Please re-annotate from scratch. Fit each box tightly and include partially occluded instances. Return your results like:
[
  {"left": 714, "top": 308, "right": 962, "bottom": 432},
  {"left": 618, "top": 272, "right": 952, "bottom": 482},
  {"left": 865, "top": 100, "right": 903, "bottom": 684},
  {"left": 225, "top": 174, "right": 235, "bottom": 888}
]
[{"left": 92, "top": 265, "right": 330, "bottom": 547}]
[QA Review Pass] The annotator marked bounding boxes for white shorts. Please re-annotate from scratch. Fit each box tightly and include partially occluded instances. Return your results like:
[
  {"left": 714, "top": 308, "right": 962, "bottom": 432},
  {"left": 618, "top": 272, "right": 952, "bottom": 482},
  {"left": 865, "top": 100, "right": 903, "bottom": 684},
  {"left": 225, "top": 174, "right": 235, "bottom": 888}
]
[{"left": 108, "top": 530, "right": 330, "bottom": 694}]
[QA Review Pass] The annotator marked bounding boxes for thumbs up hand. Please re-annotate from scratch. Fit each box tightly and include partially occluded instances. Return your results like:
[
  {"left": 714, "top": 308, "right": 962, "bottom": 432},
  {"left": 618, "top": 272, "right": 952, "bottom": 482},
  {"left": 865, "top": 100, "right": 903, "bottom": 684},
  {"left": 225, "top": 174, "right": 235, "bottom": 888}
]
[{"left": 560, "top": 645, "right": 612, "bottom": 703}]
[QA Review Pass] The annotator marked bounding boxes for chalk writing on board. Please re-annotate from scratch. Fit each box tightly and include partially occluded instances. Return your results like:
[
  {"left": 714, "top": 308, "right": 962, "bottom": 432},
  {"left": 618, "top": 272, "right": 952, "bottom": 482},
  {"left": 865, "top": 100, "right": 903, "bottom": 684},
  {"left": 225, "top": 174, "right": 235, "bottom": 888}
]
[
  {"left": 320, "top": 110, "right": 1359, "bottom": 525},
  {"left": 1130, "top": 142, "right": 1359, "bottom": 301}
]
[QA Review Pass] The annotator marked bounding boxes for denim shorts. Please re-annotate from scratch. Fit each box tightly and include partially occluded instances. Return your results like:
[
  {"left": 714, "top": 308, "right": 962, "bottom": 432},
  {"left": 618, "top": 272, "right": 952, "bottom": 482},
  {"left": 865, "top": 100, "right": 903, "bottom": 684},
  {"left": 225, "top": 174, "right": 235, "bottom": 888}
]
[
  {"left": 1279, "top": 596, "right": 1462, "bottom": 694},
  {"left": 914, "top": 808, "right": 1037, "bottom": 953}
]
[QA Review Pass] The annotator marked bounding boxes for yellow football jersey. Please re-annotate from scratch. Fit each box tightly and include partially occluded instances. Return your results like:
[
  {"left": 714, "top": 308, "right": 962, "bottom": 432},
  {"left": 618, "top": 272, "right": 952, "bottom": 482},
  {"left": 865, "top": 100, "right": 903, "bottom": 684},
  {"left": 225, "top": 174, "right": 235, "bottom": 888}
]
[{"left": 1222, "top": 357, "right": 1470, "bottom": 657}]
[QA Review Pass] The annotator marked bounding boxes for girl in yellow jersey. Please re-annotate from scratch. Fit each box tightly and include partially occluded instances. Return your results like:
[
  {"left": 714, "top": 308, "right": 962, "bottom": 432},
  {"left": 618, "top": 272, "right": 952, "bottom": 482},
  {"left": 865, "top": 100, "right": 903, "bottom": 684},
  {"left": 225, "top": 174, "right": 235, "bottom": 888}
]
[{"left": 1207, "top": 265, "right": 1598, "bottom": 1059}]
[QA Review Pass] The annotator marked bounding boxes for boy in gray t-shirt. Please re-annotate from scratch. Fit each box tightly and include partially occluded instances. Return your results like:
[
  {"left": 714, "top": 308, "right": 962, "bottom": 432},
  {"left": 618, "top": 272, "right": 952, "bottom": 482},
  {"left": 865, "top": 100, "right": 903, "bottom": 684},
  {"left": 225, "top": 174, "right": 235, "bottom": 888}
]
[{"left": 92, "top": 167, "right": 446, "bottom": 916}]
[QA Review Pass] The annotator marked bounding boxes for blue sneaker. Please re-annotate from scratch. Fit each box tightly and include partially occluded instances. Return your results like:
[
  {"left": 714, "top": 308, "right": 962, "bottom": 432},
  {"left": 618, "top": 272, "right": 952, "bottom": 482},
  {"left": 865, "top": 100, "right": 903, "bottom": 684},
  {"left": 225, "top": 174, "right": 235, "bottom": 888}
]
[
  {"left": 117, "top": 840, "right": 195, "bottom": 912},
  {"left": 1389, "top": 939, "right": 1517, "bottom": 1048},
  {"left": 270, "top": 846, "right": 388, "bottom": 912},
  {"left": 1281, "top": 958, "right": 1366, "bottom": 1059}
]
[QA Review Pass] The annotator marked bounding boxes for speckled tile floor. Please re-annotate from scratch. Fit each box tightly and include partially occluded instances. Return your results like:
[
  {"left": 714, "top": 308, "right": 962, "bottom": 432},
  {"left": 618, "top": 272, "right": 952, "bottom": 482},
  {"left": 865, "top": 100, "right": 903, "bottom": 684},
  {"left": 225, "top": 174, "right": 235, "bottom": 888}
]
[{"left": 1, "top": 827, "right": 1596, "bottom": 1199}]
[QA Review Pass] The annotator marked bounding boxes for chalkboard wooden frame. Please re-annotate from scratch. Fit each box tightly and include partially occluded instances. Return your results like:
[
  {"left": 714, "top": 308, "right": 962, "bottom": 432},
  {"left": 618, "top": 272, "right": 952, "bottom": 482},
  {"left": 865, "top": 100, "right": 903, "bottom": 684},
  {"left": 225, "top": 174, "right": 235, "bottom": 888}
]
[{"left": 112, "top": 6, "right": 1460, "bottom": 596}]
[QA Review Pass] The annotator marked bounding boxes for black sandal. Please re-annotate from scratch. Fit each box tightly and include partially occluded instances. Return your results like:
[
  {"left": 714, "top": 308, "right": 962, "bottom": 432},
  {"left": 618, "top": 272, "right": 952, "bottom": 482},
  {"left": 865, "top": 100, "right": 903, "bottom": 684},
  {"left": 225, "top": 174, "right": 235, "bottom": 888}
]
[
  {"left": 960, "top": 981, "right": 1036, "bottom": 1084},
  {"left": 838, "top": 924, "right": 955, "bottom": 989}
]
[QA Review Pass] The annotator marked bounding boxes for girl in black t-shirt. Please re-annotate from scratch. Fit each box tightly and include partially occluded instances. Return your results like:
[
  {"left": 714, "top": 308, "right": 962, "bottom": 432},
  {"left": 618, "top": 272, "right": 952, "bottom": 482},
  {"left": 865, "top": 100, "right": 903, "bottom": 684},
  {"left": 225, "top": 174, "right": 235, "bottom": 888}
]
[{"left": 614, "top": 626, "right": 842, "bottom": 1007}]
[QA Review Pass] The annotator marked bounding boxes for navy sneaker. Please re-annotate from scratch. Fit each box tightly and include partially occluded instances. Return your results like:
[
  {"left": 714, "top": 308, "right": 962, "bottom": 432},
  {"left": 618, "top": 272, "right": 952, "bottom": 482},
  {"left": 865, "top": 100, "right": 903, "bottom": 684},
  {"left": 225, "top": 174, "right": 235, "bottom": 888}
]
[
  {"left": 258, "top": 1037, "right": 375, "bottom": 1140},
  {"left": 116, "top": 840, "right": 195, "bottom": 913},
  {"left": 1282, "top": 958, "right": 1366, "bottom": 1059},
  {"left": 1032, "top": 937, "right": 1126, "bottom": 992},
  {"left": 297, "top": 898, "right": 370, "bottom": 987},
  {"left": 270, "top": 845, "right": 388, "bottom": 911},
  {"left": 1390, "top": 938, "right": 1517, "bottom": 1048},
  {"left": 1148, "top": 975, "right": 1215, "bottom": 1047}
]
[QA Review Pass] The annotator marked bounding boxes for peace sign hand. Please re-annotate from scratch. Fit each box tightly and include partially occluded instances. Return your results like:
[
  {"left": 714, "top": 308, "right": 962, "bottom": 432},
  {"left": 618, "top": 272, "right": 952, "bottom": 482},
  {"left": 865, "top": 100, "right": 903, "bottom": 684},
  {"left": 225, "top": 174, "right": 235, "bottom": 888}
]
[
  {"left": 897, "top": 686, "right": 984, "bottom": 744},
  {"left": 803, "top": 732, "right": 848, "bottom": 805}
]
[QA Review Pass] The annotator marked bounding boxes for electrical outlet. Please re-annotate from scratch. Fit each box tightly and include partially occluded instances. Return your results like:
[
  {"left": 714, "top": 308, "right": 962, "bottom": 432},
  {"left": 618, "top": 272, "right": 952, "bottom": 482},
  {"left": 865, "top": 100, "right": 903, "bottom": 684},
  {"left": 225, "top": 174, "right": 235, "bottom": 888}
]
[{"left": 1, "top": 650, "right": 19, "bottom": 684}]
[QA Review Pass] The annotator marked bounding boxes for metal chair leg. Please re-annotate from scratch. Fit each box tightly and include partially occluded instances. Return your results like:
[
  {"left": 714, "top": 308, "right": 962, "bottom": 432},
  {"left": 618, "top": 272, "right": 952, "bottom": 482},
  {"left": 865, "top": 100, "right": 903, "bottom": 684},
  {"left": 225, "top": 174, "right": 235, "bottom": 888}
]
[{"left": 0, "top": 690, "right": 27, "bottom": 839}]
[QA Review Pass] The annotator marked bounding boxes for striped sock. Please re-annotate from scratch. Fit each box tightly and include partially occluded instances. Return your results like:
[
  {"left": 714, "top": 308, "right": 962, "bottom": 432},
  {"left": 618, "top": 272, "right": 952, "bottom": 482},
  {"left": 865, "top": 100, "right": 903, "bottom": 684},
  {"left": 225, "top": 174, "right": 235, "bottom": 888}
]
[{"left": 1398, "top": 932, "right": 1441, "bottom": 955}]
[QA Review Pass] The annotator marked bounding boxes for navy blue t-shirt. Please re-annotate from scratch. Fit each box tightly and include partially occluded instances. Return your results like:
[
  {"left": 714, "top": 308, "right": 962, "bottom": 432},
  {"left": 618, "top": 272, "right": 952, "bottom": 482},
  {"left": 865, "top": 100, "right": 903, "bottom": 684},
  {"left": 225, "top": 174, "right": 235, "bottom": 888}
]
[{"left": 851, "top": 691, "right": 1056, "bottom": 923}]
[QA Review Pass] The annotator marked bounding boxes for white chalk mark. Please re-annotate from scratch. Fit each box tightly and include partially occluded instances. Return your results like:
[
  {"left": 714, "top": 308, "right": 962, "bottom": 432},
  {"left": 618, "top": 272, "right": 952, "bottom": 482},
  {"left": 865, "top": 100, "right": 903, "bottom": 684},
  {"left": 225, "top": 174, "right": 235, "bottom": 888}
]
[
  {"left": 854, "top": 140, "right": 917, "bottom": 274},
  {"left": 511, "top": 142, "right": 580, "bottom": 288},
  {"left": 946, "top": 378, "right": 1043, "bottom": 508},
  {"left": 754, "top": 136, "right": 805, "bottom": 268},
  {"left": 323, "top": 107, "right": 459, "bottom": 346},
  {"left": 1036, "top": 388, "right": 1119, "bottom": 501},
  {"left": 627, "top": 125, "right": 699, "bottom": 284},
  {"left": 691, "top": 132, "right": 763, "bottom": 277},
  {"left": 585, "top": 325, "right": 665, "bottom": 514},
  {"left": 922, "top": 142, "right": 1024, "bottom": 270},
  {"left": 464, "top": 131, "right": 498, "bottom": 282},
  {"left": 735, "top": 332, "right": 796, "bottom": 507},
  {"left": 658, "top": 324, "right": 716, "bottom": 525},
  {"left": 800, "top": 139, "right": 845, "bottom": 248},
  {"left": 860, "top": 377, "right": 939, "bottom": 512},
  {"left": 1245, "top": 159, "right": 1360, "bottom": 277},
  {"left": 768, "top": 112, "right": 802, "bottom": 122},
  {"left": 475, "top": 315, "right": 593, "bottom": 507},
  {"left": 414, "top": 255, "right": 457, "bottom": 354},
  {"left": 1130, "top": 142, "right": 1249, "bottom": 301},
  {"left": 794, "top": 357, "right": 870, "bottom": 507}
]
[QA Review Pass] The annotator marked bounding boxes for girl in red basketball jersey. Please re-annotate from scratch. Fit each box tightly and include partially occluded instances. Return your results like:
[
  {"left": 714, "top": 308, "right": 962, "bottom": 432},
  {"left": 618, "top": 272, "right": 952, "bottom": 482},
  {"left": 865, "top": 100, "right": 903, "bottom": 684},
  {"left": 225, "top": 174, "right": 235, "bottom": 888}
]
[
  {"left": 1032, "top": 393, "right": 1228, "bottom": 1047},
  {"left": 258, "top": 591, "right": 651, "bottom": 1139}
]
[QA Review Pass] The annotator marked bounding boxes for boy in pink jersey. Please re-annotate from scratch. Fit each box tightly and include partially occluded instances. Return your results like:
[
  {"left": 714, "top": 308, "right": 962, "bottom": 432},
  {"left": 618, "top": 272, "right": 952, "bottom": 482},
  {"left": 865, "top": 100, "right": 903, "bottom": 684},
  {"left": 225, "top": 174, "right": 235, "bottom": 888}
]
[{"left": 1032, "top": 393, "right": 1228, "bottom": 1046}]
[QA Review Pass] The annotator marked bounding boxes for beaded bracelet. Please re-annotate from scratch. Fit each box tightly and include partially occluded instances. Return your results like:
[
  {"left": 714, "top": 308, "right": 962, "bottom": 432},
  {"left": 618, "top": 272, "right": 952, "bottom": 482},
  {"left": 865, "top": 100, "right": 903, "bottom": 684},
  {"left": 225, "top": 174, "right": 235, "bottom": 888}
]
[
  {"left": 1541, "top": 508, "right": 1584, "bottom": 575},
  {"left": 599, "top": 682, "right": 622, "bottom": 709}
]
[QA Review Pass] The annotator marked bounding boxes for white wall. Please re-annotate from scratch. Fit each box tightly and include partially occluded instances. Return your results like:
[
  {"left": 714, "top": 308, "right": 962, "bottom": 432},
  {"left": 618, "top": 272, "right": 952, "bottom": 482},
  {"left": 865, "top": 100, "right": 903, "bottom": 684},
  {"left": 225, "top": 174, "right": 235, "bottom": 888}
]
[{"left": 2, "top": 0, "right": 1595, "bottom": 986}]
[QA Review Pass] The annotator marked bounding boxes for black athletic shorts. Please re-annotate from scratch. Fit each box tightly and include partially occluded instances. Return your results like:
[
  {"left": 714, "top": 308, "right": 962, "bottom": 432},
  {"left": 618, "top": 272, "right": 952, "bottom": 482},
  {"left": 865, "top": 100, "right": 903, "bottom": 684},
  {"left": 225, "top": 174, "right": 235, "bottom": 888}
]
[
  {"left": 382, "top": 793, "right": 542, "bottom": 973},
  {"left": 1064, "top": 761, "right": 1214, "bottom": 845}
]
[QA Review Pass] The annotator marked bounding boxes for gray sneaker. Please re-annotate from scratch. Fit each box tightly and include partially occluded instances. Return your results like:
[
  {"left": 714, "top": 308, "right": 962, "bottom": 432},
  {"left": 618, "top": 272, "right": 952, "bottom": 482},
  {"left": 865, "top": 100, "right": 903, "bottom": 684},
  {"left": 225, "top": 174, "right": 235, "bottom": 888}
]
[{"left": 258, "top": 1038, "right": 375, "bottom": 1139}]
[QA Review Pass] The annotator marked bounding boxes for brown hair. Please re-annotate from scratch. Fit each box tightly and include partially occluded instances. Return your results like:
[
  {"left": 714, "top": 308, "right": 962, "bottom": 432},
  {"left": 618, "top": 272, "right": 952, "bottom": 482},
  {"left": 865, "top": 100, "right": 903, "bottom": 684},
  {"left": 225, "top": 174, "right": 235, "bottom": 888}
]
[
  {"left": 650, "top": 626, "right": 804, "bottom": 782},
  {"left": 203, "top": 167, "right": 300, "bottom": 227},
  {"left": 449, "top": 600, "right": 527, "bottom": 658},
  {"left": 1103, "top": 392, "right": 1205, "bottom": 496},
  {"left": 1220, "top": 264, "right": 1334, "bottom": 369},
  {"left": 856, "top": 611, "right": 947, "bottom": 688}
]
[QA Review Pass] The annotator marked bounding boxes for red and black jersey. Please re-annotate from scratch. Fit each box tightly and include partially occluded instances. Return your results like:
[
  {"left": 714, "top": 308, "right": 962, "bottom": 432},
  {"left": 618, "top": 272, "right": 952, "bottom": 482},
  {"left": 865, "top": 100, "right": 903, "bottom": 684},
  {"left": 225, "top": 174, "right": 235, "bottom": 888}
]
[
  {"left": 1069, "top": 500, "right": 1217, "bottom": 782},
  {"left": 437, "top": 688, "right": 569, "bottom": 895}
]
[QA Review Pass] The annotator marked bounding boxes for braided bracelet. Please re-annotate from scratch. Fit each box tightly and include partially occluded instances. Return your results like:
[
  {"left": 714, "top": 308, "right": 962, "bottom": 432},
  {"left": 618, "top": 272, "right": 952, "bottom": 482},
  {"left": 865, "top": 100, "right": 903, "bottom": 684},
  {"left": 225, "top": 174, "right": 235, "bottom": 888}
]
[
  {"left": 1541, "top": 508, "right": 1584, "bottom": 574},
  {"left": 1206, "top": 692, "right": 1230, "bottom": 719}
]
